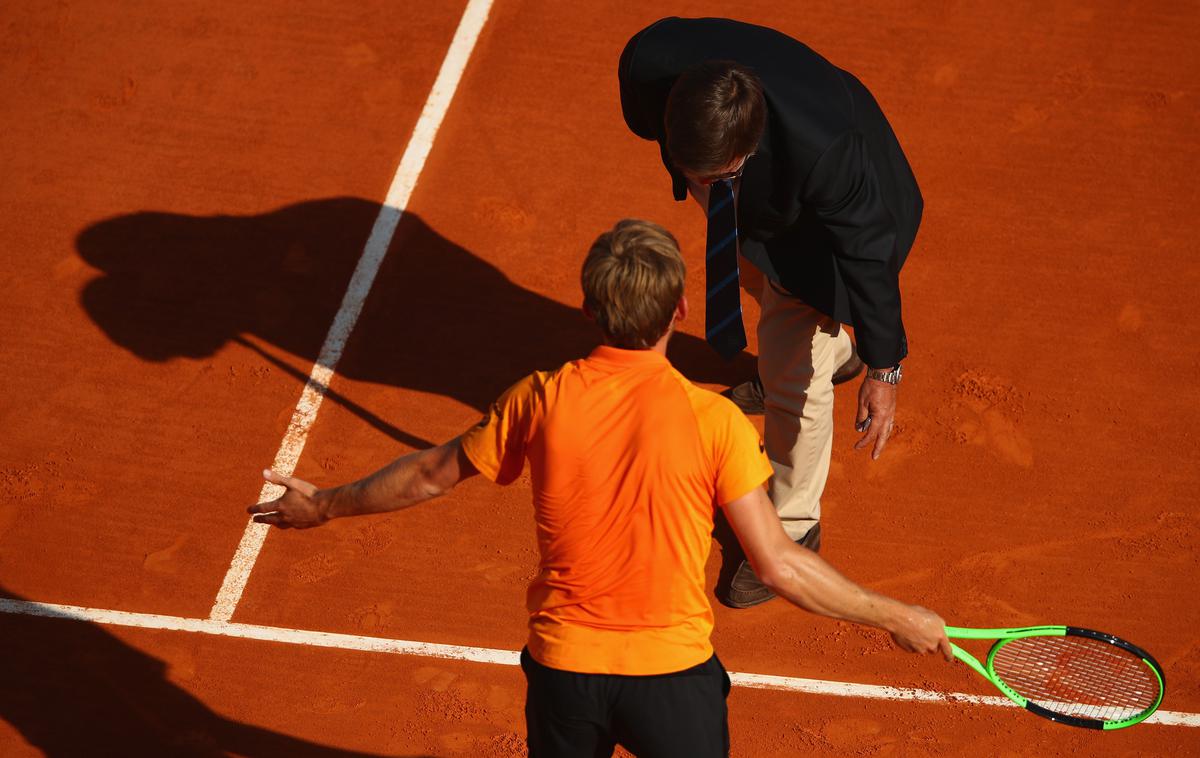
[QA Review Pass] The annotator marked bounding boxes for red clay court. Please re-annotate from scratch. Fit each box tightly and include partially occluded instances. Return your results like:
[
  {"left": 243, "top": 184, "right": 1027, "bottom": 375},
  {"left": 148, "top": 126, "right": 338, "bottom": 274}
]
[{"left": 2, "top": 1, "right": 1198, "bottom": 755}]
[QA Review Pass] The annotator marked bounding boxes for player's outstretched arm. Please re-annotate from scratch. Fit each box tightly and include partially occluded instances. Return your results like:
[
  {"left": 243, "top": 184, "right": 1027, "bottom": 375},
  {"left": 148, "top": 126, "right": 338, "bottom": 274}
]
[
  {"left": 248, "top": 436, "right": 478, "bottom": 529},
  {"left": 723, "top": 486, "right": 952, "bottom": 660}
]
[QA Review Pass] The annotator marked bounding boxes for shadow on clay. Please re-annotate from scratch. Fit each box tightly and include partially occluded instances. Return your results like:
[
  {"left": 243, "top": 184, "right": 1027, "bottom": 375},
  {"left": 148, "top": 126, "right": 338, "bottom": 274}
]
[
  {"left": 0, "top": 586, "right": 435, "bottom": 757},
  {"left": 74, "top": 197, "right": 755, "bottom": 450}
]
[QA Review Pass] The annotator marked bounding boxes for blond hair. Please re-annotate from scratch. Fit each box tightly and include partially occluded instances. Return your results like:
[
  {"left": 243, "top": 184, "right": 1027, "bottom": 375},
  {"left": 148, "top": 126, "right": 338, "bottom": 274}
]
[{"left": 582, "top": 219, "right": 686, "bottom": 349}]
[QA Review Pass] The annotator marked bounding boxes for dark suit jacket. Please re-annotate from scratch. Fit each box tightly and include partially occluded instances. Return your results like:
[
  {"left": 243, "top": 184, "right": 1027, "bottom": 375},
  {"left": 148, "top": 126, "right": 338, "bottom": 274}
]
[{"left": 619, "top": 17, "right": 923, "bottom": 368}]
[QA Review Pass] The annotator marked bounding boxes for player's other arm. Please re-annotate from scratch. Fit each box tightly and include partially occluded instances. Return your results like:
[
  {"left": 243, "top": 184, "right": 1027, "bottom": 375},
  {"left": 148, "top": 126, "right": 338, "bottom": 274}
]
[
  {"left": 723, "top": 486, "right": 952, "bottom": 659},
  {"left": 248, "top": 437, "right": 478, "bottom": 529}
]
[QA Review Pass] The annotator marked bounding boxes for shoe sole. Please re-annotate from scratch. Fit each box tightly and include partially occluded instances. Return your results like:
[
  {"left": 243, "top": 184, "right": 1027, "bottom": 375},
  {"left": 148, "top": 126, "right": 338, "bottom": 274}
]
[{"left": 722, "top": 590, "right": 776, "bottom": 609}]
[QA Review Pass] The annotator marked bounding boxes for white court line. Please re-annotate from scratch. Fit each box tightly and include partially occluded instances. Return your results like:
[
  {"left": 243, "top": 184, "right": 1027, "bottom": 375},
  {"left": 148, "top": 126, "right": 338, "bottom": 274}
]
[
  {"left": 3, "top": 598, "right": 1196, "bottom": 728},
  {"left": 208, "top": 0, "right": 495, "bottom": 623}
]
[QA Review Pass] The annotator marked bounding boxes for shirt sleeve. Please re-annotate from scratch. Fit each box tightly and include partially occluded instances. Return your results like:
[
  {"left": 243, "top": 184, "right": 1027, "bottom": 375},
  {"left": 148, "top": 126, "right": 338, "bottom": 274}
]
[
  {"left": 460, "top": 374, "right": 540, "bottom": 485},
  {"left": 618, "top": 21, "right": 689, "bottom": 202},
  {"left": 804, "top": 130, "right": 907, "bottom": 368},
  {"left": 618, "top": 28, "right": 659, "bottom": 141},
  {"left": 711, "top": 402, "right": 774, "bottom": 506}
]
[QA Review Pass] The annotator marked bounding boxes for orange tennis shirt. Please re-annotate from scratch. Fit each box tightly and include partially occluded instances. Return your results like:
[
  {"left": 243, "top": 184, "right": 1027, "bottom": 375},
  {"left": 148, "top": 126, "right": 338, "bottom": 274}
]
[{"left": 460, "top": 345, "right": 773, "bottom": 675}]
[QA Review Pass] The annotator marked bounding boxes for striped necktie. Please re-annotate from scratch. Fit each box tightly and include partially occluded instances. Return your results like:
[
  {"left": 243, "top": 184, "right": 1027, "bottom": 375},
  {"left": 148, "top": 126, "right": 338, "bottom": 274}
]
[{"left": 705, "top": 179, "right": 747, "bottom": 359}]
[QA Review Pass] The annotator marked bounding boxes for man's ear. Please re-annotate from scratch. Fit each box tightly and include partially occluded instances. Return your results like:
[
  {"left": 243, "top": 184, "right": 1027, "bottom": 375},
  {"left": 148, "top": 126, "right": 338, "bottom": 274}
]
[{"left": 675, "top": 294, "right": 689, "bottom": 323}]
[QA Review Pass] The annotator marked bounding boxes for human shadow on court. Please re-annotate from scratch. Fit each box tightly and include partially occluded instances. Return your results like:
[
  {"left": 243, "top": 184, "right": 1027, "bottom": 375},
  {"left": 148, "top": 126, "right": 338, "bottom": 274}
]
[
  {"left": 76, "top": 197, "right": 755, "bottom": 451},
  {"left": 0, "top": 590, "right": 433, "bottom": 757}
]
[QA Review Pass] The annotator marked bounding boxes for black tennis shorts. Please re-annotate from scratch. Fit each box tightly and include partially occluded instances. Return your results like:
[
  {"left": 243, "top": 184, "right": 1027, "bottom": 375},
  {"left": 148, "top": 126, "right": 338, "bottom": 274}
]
[{"left": 520, "top": 647, "right": 731, "bottom": 758}]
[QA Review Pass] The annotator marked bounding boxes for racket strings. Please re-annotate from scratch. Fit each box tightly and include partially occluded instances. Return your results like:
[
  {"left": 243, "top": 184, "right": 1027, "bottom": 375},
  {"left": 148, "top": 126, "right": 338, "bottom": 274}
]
[{"left": 991, "top": 635, "right": 1159, "bottom": 722}]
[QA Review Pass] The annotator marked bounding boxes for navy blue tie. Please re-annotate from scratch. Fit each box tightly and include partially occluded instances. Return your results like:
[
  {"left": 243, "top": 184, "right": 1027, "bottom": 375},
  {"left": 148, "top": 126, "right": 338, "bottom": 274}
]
[{"left": 705, "top": 179, "right": 747, "bottom": 359}]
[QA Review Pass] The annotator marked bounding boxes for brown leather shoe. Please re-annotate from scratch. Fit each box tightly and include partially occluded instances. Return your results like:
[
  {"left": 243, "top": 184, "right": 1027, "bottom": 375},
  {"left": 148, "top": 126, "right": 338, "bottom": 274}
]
[
  {"left": 831, "top": 352, "right": 865, "bottom": 385},
  {"left": 720, "top": 377, "right": 765, "bottom": 415},
  {"left": 725, "top": 558, "right": 775, "bottom": 608},
  {"left": 722, "top": 524, "right": 822, "bottom": 608}
]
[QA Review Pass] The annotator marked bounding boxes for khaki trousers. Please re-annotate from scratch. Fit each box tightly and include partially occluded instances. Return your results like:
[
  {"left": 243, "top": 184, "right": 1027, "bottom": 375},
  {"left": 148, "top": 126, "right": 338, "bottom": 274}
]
[
  {"left": 748, "top": 273, "right": 854, "bottom": 541},
  {"left": 687, "top": 182, "right": 851, "bottom": 540}
]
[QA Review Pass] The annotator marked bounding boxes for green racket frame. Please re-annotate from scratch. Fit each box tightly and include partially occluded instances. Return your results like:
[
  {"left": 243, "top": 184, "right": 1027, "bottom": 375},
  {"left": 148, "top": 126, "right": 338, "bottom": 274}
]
[{"left": 945, "top": 625, "right": 1165, "bottom": 730}]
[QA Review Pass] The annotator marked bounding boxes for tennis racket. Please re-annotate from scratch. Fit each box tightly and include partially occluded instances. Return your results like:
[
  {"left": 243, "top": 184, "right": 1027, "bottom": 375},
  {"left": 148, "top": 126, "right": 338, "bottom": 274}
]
[{"left": 946, "top": 625, "right": 1165, "bottom": 730}]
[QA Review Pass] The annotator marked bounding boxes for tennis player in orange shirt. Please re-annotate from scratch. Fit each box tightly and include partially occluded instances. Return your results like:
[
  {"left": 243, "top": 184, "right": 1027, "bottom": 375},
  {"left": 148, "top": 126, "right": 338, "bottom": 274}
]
[{"left": 250, "top": 219, "right": 951, "bottom": 757}]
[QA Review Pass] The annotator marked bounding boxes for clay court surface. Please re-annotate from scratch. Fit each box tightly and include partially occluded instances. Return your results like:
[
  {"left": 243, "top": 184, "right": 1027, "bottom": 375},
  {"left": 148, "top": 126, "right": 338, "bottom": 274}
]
[{"left": 2, "top": 1, "right": 1198, "bottom": 755}]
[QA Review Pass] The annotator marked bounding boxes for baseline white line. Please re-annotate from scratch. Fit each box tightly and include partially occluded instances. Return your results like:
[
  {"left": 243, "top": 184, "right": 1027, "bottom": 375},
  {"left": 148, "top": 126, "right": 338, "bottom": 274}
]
[
  {"left": 208, "top": 0, "right": 496, "bottom": 623},
  {"left": 4, "top": 599, "right": 1196, "bottom": 728}
]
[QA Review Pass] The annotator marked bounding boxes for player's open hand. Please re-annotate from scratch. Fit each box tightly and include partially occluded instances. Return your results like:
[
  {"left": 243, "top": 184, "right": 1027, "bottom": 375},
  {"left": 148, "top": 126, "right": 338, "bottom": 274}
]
[
  {"left": 855, "top": 376, "right": 897, "bottom": 460},
  {"left": 247, "top": 469, "right": 329, "bottom": 529},
  {"left": 890, "top": 605, "right": 954, "bottom": 661}
]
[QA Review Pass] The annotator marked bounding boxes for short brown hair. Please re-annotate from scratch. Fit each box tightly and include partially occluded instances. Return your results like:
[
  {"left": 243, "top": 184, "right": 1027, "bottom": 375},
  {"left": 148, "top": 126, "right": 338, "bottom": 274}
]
[
  {"left": 582, "top": 220, "right": 685, "bottom": 349},
  {"left": 665, "top": 61, "right": 766, "bottom": 174}
]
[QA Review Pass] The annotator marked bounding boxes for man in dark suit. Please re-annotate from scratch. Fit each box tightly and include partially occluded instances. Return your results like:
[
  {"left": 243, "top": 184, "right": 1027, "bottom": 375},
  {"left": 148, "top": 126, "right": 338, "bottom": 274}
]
[{"left": 619, "top": 17, "right": 922, "bottom": 607}]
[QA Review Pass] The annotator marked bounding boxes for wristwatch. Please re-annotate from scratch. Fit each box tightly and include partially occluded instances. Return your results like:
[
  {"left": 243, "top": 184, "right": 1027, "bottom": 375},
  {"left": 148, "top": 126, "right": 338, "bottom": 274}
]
[{"left": 866, "top": 363, "right": 903, "bottom": 385}]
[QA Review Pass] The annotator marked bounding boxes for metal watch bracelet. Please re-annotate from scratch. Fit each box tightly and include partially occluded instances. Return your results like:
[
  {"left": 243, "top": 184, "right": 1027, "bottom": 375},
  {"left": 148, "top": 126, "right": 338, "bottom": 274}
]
[{"left": 866, "top": 364, "right": 903, "bottom": 385}]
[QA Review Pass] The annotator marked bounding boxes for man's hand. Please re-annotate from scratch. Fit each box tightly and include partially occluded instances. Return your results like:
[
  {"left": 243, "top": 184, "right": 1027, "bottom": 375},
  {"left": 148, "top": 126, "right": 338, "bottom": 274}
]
[
  {"left": 888, "top": 604, "right": 954, "bottom": 661},
  {"left": 854, "top": 376, "right": 897, "bottom": 460},
  {"left": 247, "top": 469, "right": 330, "bottom": 529}
]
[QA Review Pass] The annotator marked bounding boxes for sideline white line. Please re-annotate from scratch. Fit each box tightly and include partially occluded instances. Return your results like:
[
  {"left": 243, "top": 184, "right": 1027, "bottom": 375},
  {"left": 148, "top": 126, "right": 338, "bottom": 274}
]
[
  {"left": 208, "top": 0, "right": 496, "bottom": 623},
  {"left": 3, "top": 598, "right": 1196, "bottom": 728}
]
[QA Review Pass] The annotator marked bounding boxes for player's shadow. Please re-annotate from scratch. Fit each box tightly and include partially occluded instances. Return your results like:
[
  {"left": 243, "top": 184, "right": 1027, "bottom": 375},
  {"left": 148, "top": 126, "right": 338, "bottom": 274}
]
[
  {"left": 76, "top": 197, "right": 755, "bottom": 450},
  {"left": 0, "top": 589, "right": 432, "bottom": 757}
]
